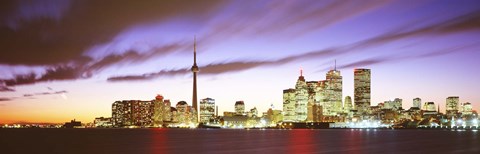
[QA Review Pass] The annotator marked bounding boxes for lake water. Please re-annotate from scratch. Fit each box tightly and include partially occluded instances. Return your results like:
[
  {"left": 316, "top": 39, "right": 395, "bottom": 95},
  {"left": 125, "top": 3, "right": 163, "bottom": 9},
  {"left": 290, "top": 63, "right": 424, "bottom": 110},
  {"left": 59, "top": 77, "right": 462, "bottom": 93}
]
[{"left": 1, "top": 129, "right": 479, "bottom": 153}]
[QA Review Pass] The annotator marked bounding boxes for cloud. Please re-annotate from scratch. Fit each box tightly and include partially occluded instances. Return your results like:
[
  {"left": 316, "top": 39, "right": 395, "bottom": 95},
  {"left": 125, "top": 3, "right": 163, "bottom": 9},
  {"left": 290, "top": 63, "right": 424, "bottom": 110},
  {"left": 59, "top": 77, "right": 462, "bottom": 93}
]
[
  {"left": 0, "top": 97, "right": 12, "bottom": 101},
  {"left": 23, "top": 94, "right": 33, "bottom": 97},
  {"left": 86, "top": 42, "right": 187, "bottom": 72},
  {"left": 202, "top": 0, "right": 392, "bottom": 42},
  {"left": 1, "top": 65, "right": 86, "bottom": 87},
  {"left": 107, "top": 69, "right": 189, "bottom": 82},
  {"left": 30, "top": 90, "right": 67, "bottom": 96},
  {"left": 334, "top": 43, "right": 480, "bottom": 70},
  {"left": 0, "top": 86, "right": 15, "bottom": 92},
  {"left": 0, "top": 0, "right": 224, "bottom": 66},
  {"left": 2, "top": 1, "right": 480, "bottom": 86},
  {"left": 106, "top": 48, "right": 338, "bottom": 81},
  {"left": 0, "top": 0, "right": 396, "bottom": 85},
  {"left": 351, "top": 10, "right": 480, "bottom": 49},
  {"left": 106, "top": 9, "right": 480, "bottom": 81},
  {"left": 2, "top": 73, "right": 37, "bottom": 86},
  {"left": 0, "top": 39, "right": 189, "bottom": 88}
]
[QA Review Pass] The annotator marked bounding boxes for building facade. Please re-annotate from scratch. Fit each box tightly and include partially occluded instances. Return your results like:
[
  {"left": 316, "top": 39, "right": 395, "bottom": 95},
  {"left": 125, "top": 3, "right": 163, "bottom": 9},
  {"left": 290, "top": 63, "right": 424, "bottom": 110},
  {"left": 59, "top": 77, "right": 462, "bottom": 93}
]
[
  {"left": 354, "top": 69, "right": 371, "bottom": 114},
  {"left": 413, "top": 98, "right": 422, "bottom": 109},
  {"left": 344, "top": 96, "right": 353, "bottom": 113},
  {"left": 383, "top": 98, "right": 403, "bottom": 111},
  {"left": 294, "top": 71, "right": 308, "bottom": 121},
  {"left": 235, "top": 101, "right": 245, "bottom": 115},
  {"left": 112, "top": 100, "right": 154, "bottom": 127},
  {"left": 283, "top": 88, "right": 296, "bottom": 121},
  {"left": 324, "top": 69, "right": 343, "bottom": 115},
  {"left": 200, "top": 98, "right": 215, "bottom": 123},
  {"left": 446, "top": 96, "right": 459, "bottom": 116}
]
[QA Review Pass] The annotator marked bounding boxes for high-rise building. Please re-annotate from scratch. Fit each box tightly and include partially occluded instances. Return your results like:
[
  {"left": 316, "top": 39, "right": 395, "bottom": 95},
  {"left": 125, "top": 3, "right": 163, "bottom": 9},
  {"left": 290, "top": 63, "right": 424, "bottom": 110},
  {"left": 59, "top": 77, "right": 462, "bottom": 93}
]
[
  {"left": 153, "top": 95, "right": 165, "bottom": 127},
  {"left": 176, "top": 101, "right": 191, "bottom": 124},
  {"left": 295, "top": 69, "right": 308, "bottom": 121},
  {"left": 461, "top": 102, "right": 473, "bottom": 115},
  {"left": 424, "top": 102, "right": 437, "bottom": 112},
  {"left": 383, "top": 98, "right": 402, "bottom": 111},
  {"left": 446, "top": 96, "right": 459, "bottom": 116},
  {"left": 413, "top": 98, "right": 421, "bottom": 109},
  {"left": 235, "top": 101, "right": 245, "bottom": 115},
  {"left": 200, "top": 98, "right": 215, "bottom": 123},
  {"left": 248, "top": 107, "right": 258, "bottom": 117},
  {"left": 163, "top": 99, "right": 172, "bottom": 122},
  {"left": 112, "top": 100, "right": 154, "bottom": 127},
  {"left": 344, "top": 96, "right": 353, "bottom": 113},
  {"left": 283, "top": 88, "right": 296, "bottom": 121},
  {"left": 354, "top": 68, "right": 371, "bottom": 114},
  {"left": 191, "top": 36, "right": 199, "bottom": 123},
  {"left": 324, "top": 66, "right": 342, "bottom": 115}
]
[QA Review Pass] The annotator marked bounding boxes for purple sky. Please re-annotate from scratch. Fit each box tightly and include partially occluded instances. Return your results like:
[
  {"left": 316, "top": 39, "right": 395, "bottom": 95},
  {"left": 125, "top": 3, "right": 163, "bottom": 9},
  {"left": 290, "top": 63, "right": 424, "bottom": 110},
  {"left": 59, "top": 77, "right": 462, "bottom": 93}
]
[{"left": 1, "top": 0, "right": 480, "bottom": 123}]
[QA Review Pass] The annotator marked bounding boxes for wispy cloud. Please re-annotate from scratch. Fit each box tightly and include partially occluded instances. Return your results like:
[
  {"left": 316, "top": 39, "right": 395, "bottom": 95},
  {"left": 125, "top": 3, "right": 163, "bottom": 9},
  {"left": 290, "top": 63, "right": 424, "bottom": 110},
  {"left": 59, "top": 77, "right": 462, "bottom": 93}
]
[
  {"left": 0, "top": 0, "right": 224, "bottom": 66},
  {"left": 107, "top": 69, "right": 189, "bottom": 82},
  {"left": 0, "top": 97, "right": 13, "bottom": 101},
  {"left": 334, "top": 43, "right": 480, "bottom": 71},
  {"left": 0, "top": 86, "right": 15, "bottom": 92},
  {"left": 107, "top": 9, "right": 480, "bottom": 81},
  {"left": 2, "top": 1, "right": 480, "bottom": 87}
]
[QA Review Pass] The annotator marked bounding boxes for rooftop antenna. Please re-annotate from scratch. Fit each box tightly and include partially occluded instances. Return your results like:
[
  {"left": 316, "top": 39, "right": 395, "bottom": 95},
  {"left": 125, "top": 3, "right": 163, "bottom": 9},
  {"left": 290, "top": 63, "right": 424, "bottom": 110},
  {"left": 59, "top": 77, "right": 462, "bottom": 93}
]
[
  {"left": 300, "top": 67, "right": 303, "bottom": 76},
  {"left": 438, "top": 104, "right": 440, "bottom": 113},
  {"left": 334, "top": 59, "right": 337, "bottom": 71}
]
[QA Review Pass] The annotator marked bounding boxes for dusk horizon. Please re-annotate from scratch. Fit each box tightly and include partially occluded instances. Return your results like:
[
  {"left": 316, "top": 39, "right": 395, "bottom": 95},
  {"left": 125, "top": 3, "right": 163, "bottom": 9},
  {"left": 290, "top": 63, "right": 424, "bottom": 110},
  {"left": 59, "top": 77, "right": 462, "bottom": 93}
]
[{"left": 1, "top": 0, "right": 480, "bottom": 125}]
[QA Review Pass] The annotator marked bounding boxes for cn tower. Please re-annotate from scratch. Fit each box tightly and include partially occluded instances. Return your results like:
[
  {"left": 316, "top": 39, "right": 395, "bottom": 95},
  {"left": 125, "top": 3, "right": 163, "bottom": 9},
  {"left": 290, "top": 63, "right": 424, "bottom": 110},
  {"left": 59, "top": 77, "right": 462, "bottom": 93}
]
[{"left": 191, "top": 36, "right": 199, "bottom": 123}]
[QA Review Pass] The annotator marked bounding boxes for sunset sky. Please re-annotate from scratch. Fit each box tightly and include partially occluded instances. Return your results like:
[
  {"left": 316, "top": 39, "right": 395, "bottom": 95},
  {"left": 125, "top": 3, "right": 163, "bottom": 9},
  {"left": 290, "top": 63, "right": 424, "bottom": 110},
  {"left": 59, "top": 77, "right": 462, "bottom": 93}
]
[{"left": 1, "top": 0, "right": 480, "bottom": 124}]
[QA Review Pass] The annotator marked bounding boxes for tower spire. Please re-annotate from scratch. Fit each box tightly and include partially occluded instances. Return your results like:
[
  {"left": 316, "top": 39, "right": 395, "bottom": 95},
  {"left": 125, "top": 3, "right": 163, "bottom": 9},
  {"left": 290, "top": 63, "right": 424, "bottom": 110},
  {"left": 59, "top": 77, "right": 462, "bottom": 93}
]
[
  {"left": 300, "top": 67, "right": 303, "bottom": 76},
  {"left": 334, "top": 59, "right": 337, "bottom": 71},
  {"left": 194, "top": 35, "right": 197, "bottom": 65},
  {"left": 191, "top": 36, "right": 199, "bottom": 123},
  {"left": 438, "top": 104, "right": 440, "bottom": 113}
]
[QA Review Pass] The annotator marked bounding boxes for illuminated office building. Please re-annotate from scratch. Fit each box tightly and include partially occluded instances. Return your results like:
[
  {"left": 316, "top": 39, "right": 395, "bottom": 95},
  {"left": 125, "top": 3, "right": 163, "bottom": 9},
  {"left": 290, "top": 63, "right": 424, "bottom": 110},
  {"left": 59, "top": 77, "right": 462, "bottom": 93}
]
[
  {"left": 324, "top": 65, "right": 343, "bottom": 115},
  {"left": 112, "top": 100, "right": 154, "bottom": 127},
  {"left": 446, "top": 96, "right": 459, "bottom": 116},
  {"left": 235, "top": 101, "right": 245, "bottom": 115},
  {"left": 294, "top": 69, "right": 308, "bottom": 121},
  {"left": 283, "top": 88, "right": 296, "bottom": 121},
  {"left": 413, "top": 98, "right": 421, "bottom": 109},
  {"left": 461, "top": 102, "right": 473, "bottom": 115},
  {"left": 200, "top": 98, "right": 215, "bottom": 123},
  {"left": 344, "top": 96, "right": 353, "bottom": 113},
  {"left": 354, "top": 68, "right": 371, "bottom": 114},
  {"left": 383, "top": 98, "right": 402, "bottom": 111}
]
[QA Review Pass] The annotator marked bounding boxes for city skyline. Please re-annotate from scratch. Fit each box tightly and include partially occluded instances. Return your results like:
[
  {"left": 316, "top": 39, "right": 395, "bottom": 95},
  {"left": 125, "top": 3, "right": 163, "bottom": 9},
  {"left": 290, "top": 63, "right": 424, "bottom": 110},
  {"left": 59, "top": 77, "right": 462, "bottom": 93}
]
[{"left": 1, "top": 0, "right": 480, "bottom": 124}]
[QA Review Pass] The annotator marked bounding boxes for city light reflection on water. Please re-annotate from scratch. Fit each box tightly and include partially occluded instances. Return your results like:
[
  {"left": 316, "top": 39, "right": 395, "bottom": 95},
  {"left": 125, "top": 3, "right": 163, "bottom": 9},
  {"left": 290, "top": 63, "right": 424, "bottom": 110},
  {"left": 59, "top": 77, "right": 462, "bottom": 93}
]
[{"left": 1, "top": 129, "right": 479, "bottom": 153}]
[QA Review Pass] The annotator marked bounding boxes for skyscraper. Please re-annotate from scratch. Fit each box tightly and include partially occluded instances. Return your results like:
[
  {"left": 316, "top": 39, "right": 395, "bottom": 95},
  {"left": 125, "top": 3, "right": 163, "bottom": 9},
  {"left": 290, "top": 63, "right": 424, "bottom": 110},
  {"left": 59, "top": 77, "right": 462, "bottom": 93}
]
[
  {"left": 200, "top": 98, "right": 215, "bottom": 123},
  {"left": 112, "top": 100, "right": 155, "bottom": 127},
  {"left": 295, "top": 69, "right": 308, "bottom": 121},
  {"left": 235, "top": 101, "right": 245, "bottom": 115},
  {"left": 153, "top": 95, "right": 165, "bottom": 127},
  {"left": 191, "top": 36, "right": 199, "bottom": 123},
  {"left": 413, "top": 98, "right": 421, "bottom": 109},
  {"left": 446, "top": 96, "right": 459, "bottom": 116},
  {"left": 461, "top": 102, "right": 473, "bottom": 115},
  {"left": 283, "top": 88, "right": 296, "bottom": 121},
  {"left": 344, "top": 96, "right": 353, "bottom": 113},
  {"left": 324, "top": 64, "right": 342, "bottom": 115},
  {"left": 354, "top": 68, "right": 371, "bottom": 114}
]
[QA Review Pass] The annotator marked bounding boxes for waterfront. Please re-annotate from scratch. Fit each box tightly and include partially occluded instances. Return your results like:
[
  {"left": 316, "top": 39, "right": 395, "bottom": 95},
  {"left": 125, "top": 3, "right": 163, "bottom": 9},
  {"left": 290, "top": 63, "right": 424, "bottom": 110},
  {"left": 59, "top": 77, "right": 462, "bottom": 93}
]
[{"left": 1, "top": 129, "right": 479, "bottom": 153}]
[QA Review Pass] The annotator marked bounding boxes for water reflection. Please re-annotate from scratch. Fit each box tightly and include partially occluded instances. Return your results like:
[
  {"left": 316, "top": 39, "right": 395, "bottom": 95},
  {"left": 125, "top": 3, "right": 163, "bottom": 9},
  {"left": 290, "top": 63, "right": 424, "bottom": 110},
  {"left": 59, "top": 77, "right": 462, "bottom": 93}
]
[
  {"left": 3, "top": 129, "right": 475, "bottom": 153},
  {"left": 151, "top": 128, "right": 169, "bottom": 154},
  {"left": 288, "top": 129, "right": 316, "bottom": 153}
]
